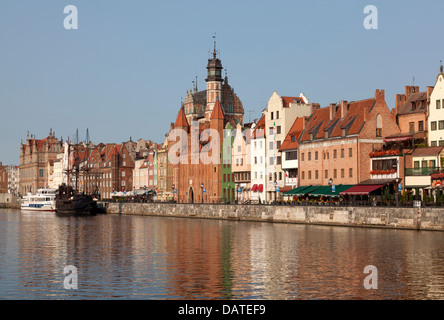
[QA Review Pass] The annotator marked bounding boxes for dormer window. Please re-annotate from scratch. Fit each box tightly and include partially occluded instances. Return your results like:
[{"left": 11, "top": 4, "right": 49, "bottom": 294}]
[
  {"left": 341, "top": 128, "right": 346, "bottom": 137},
  {"left": 324, "top": 131, "right": 329, "bottom": 139},
  {"left": 309, "top": 133, "right": 313, "bottom": 141},
  {"left": 291, "top": 135, "right": 295, "bottom": 142}
]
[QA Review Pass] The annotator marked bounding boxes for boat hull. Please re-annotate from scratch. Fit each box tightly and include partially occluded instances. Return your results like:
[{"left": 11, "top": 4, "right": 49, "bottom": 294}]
[
  {"left": 55, "top": 196, "right": 96, "bottom": 215},
  {"left": 20, "top": 205, "right": 55, "bottom": 212}
]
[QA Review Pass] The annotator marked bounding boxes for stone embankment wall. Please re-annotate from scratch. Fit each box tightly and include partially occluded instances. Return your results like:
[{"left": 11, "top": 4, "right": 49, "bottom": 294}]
[
  {"left": 0, "top": 194, "right": 21, "bottom": 209},
  {"left": 98, "top": 202, "right": 444, "bottom": 231}
]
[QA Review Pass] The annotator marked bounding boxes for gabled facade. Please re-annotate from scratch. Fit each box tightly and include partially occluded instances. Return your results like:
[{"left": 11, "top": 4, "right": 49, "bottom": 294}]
[
  {"left": 231, "top": 121, "right": 252, "bottom": 203},
  {"left": 19, "top": 130, "right": 63, "bottom": 195},
  {"left": 250, "top": 113, "right": 267, "bottom": 203},
  {"left": 428, "top": 66, "right": 444, "bottom": 147},
  {"left": 265, "top": 91, "right": 312, "bottom": 201}
]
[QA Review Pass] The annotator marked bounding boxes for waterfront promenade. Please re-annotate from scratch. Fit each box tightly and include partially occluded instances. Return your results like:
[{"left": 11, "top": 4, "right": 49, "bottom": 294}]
[{"left": 98, "top": 201, "right": 444, "bottom": 232}]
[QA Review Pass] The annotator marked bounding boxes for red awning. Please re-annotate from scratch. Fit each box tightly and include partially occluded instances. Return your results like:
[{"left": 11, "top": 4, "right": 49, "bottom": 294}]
[
  {"left": 251, "top": 184, "right": 258, "bottom": 192},
  {"left": 279, "top": 186, "right": 293, "bottom": 193},
  {"left": 340, "top": 184, "right": 384, "bottom": 196},
  {"left": 258, "top": 184, "right": 264, "bottom": 192},
  {"left": 384, "top": 136, "right": 412, "bottom": 143}
]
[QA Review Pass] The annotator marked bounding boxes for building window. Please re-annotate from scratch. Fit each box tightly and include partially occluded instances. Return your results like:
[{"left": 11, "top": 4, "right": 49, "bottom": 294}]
[
  {"left": 277, "top": 156, "right": 281, "bottom": 165},
  {"left": 325, "top": 170, "right": 328, "bottom": 179},
  {"left": 440, "top": 121, "right": 444, "bottom": 130},
  {"left": 349, "top": 148, "right": 353, "bottom": 157},
  {"left": 39, "top": 169, "right": 44, "bottom": 178},
  {"left": 291, "top": 135, "right": 295, "bottom": 142},
  {"left": 334, "top": 150, "right": 337, "bottom": 159},
  {"left": 315, "top": 151, "right": 318, "bottom": 160},
  {"left": 341, "top": 169, "right": 345, "bottom": 178},
  {"left": 431, "top": 141, "right": 438, "bottom": 147},
  {"left": 341, "top": 149, "right": 344, "bottom": 158},
  {"left": 302, "top": 153, "right": 304, "bottom": 161},
  {"left": 376, "top": 114, "right": 382, "bottom": 137},
  {"left": 334, "top": 169, "right": 337, "bottom": 179},
  {"left": 418, "top": 121, "right": 424, "bottom": 132},
  {"left": 308, "top": 171, "right": 312, "bottom": 179},
  {"left": 279, "top": 172, "right": 282, "bottom": 181},
  {"left": 349, "top": 168, "right": 353, "bottom": 178},
  {"left": 302, "top": 171, "right": 305, "bottom": 180},
  {"left": 276, "top": 111, "right": 279, "bottom": 119},
  {"left": 308, "top": 152, "right": 311, "bottom": 161},
  {"left": 440, "top": 141, "right": 444, "bottom": 147},
  {"left": 269, "top": 127, "right": 274, "bottom": 135},
  {"left": 315, "top": 170, "right": 319, "bottom": 179},
  {"left": 271, "top": 112, "right": 274, "bottom": 120},
  {"left": 431, "top": 121, "right": 437, "bottom": 131},
  {"left": 277, "top": 141, "right": 281, "bottom": 149},
  {"left": 437, "top": 100, "right": 441, "bottom": 109},
  {"left": 286, "top": 151, "right": 297, "bottom": 160},
  {"left": 277, "top": 126, "right": 281, "bottom": 134},
  {"left": 269, "top": 157, "right": 274, "bottom": 165},
  {"left": 409, "top": 122, "right": 415, "bottom": 133}
]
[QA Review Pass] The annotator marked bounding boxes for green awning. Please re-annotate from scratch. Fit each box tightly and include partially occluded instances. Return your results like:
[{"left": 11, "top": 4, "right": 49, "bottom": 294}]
[
  {"left": 283, "top": 186, "right": 312, "bottom": 195},
  {"left": 309, "top": 185, "right": 355, "bottom": 197},
  {"left": 293, "top": 185, "right": 322, "bottom": 196}
]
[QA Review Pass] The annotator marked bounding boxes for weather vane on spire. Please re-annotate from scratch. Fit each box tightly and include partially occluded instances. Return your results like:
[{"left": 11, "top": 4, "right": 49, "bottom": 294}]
[{"left": 209, "top": 32, "right": 220, "bottom": 59}]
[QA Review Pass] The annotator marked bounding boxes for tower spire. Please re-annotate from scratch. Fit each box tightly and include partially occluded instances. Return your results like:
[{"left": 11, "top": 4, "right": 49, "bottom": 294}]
[{"left": 213, "top": 32, "right": 217, "bottom": 59}]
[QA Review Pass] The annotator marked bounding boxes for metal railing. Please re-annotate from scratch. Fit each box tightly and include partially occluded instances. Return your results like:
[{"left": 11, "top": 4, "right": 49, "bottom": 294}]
[{"left": 405, "top": 167, "right": 442, "bottom": 176}]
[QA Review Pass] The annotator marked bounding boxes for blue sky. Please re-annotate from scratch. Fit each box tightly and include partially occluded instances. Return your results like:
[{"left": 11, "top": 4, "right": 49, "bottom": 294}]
[{"left": 1, "top": 0, "right": 444, "bottom": 165}]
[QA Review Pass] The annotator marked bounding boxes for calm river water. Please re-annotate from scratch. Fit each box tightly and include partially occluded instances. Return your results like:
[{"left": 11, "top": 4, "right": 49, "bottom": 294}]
[{"left": 1, "top": 208, "right": 444, "bottom": 300}]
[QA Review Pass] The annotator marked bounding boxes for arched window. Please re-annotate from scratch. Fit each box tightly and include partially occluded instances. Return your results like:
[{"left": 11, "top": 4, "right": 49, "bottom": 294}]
[{"left": 376, "top": 114, "right": 382, "bottom": 137}]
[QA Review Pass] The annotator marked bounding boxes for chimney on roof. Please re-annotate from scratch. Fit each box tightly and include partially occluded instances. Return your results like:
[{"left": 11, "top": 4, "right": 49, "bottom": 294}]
[
  {"left": 395, "top": 93, "right": 407, "bottom": 114},
  {"left": 427, "top": 86, "right": 434, "bottom": 101},
  {"left": 310, "top": 103, "right": 320, "bottom": 115},
  {"left": 302, "top": 116, "right": 309, "bottom": 130},
  {"left": 329, "top": 103, "right": 336, "bottom": 120},
  {"left": 405, "top": 85, "right": 419, "bottom": 98},
  {"left": 340, "top": 101, "right": 348, "bottom": 118}
]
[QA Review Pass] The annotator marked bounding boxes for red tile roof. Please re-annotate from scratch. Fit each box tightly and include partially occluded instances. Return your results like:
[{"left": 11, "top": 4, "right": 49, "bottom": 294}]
[
  {"left": 252, "top": 115, "right": 265, "bottom": 139},
  {"left": 282, "top": 96, "right": 304, "bottom": 108},
  {"left": 210, "top": 100, "right": 225, "bottom": 120},
  {"left": 174, "top": 108, "right": 189, "bottom": 127},
  {"left": 279, "top": 117, "right": 305, "bottom": 151},
  {"left": 411, "top": 147, "right": 444, "bottom": 157},
  {"left": 300, "top": 97, "right": 377, "bottom": 142}
]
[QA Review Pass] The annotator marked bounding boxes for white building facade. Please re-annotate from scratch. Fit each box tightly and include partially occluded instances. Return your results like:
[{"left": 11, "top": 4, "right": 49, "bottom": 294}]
[
  {"left": 429, "top": 67, "right": 444, "bottom": 147},
  {"left": 265, "top": 91, "right": 311, "bottom": 202},
  {"left": 250, "top": 114, "right": 267, "bottom": 203}
]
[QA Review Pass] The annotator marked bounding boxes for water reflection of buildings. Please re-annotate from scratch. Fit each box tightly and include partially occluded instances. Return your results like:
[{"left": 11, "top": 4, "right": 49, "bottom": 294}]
[
  {"left": 8, "top": 211, "right": 444, "bottom": 299},
  {"left": 163, "top": 218, "right": 227, "bottom": 299}
]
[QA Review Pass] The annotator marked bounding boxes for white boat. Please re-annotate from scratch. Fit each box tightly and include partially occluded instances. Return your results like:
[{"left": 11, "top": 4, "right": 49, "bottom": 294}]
[{"left": 21, "top": 188, "right": 57, "bottom": 212}]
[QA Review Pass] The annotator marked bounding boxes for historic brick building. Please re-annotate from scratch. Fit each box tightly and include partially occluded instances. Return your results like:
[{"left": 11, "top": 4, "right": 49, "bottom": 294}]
[
  {"left": 390, "top": 85, "right": 433, "bottom": 147},
  {"left": 84, "top": 143, "right": 134, "bottom": 199},
  {"left": 19, "top": 130, "right": 63, "bottom": 195},
  {"left": 170, "top": 45, "right": 244, "bottom": 204},
  {"left": 0, "top": 163, "right": 8, "bottom": 193},
  {"left": 298, "top": 90, "right": 401, "bottom": 187}
]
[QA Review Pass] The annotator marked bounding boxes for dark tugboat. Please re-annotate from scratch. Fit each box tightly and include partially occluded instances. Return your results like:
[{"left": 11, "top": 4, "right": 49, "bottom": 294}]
[{"left": 55, "top": 129, "right": 97, "bottom": 215}]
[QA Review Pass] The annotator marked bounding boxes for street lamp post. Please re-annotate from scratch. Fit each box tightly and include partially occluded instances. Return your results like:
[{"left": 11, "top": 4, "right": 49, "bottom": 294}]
[
  {"left": 328, "top": 178, "right": 333, "bottom": 204},
  {"left": 201, "top": 183, "right": 204, "bottom": 204},
  {"left": 274, "top": 180, "right": 277, "bottom": 204},
  {"left": 172, "top": 184, "right": 175, "bottom": 203},
  {"left": 395, "top": 178, "right": 401, "bottom": 207}
]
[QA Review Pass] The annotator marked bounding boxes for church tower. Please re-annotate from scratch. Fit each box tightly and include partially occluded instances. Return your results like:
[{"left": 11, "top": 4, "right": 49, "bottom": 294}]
[{"left": 205, "top": 36, "right": 224, "bottom": 120}]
